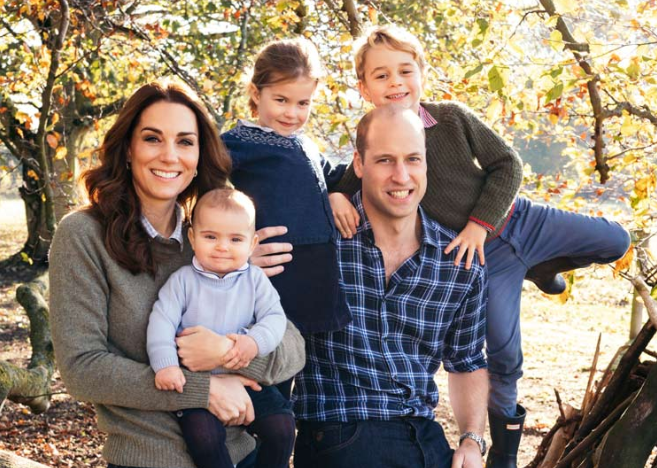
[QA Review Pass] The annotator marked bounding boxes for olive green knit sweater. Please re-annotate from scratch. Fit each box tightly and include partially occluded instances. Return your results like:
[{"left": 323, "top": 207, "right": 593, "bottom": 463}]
[
  {"left": 50, "top": 211, "right": 305, "bottom": 467},
  {"left": 335, "top": 101, "right": 523, "bottom": 238}
]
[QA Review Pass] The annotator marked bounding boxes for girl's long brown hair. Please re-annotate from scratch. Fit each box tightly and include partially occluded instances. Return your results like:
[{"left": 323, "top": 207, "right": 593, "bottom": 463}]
[{"left": 82, "top": 78, "right": 231, "bottom": 276}]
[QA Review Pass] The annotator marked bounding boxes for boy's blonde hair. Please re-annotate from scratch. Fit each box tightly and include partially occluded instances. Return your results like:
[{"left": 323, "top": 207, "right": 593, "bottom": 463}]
[
  {"left": 192, "top": 188, "right": 256, "bottom": 230},
  {"left": 354, "top": 25, "right": 427, "bottom": 82}
]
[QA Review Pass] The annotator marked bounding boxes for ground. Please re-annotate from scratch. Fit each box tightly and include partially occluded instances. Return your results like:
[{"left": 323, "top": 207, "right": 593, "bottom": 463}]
[{"left": 0, "top": 197, "right": 644, "bottom": 467}]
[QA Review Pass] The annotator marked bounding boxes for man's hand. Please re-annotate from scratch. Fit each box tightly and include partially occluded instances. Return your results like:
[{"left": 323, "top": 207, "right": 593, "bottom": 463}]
[
  {"left": 154, "top": 366, "right": 186, "bottom": 393},
  {"left": 451, "top": 439, "right": 483, "bottom": 468},
  {"left": 329, "top": 192, "right": 360, "bottom": 239},
  {"left": 222, "top": 334, "right": 259, "bottom": 370},
  {"left": 444, "top": 221, "right": 488, "bottom": 269},
  {"left": 250, "top": 226, "right": 293, "bottom": 277},
  {"left": 177, "top": 326, "right": 234, "bottom": 371},
  {"left": 208, "top": 375, "right": 261, "bottom": 426}
]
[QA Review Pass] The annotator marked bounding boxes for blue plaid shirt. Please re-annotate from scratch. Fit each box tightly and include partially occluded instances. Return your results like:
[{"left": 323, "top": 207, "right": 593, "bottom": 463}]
[{"left": 293, "top": 192, "right": 487, "bottom": 422}]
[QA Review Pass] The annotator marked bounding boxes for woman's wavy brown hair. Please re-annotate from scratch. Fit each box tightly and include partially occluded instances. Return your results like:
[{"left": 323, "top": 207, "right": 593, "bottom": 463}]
[{"left": 82, "top": 78, "right": 231, "bottom": 276}]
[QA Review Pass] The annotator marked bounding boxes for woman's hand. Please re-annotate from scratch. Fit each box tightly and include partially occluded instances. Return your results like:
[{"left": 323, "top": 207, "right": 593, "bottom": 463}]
[
  {"left": 251, "top": 226, "right": 293, "bottom": 277},
  {"left": 209, "top": 375, "right": 261, "bottom": 426},
  {"left": 329, "top": 192, "right": 360, "bottom": 239},
  {"left": 444, "top": 221, "right": 487, "bottom": 270},
  {"left": 177, "top": 326, "right": 234, "bottom": 371}
]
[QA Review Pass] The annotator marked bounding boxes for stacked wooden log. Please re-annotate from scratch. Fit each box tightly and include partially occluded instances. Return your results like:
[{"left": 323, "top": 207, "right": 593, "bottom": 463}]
[{"left": 526, "top": 277, "right": 657, "bottom": 468}]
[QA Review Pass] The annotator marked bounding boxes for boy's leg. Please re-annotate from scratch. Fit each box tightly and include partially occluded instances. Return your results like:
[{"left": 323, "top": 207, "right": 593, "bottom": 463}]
[
  {"left": 510, "top": 198, "right": 630, "bottom": 276},
  {"left": 176, "top": 408, "right": 234, "bottom": 468},
  {"left": 246, "top": 386, "right": 295, "bottom": 468}
]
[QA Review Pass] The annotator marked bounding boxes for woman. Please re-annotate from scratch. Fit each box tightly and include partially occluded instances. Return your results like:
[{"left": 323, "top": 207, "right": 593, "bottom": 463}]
[{"left": 49, "top": 78, "right": 305, "bottom": 468}]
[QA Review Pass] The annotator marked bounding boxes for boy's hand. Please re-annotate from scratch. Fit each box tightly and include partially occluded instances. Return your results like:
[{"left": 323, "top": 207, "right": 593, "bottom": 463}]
[
  {"left": 222, "top": 334, "right": 259, "bottom": 370},
  {"left": 251, "top": 226, "right": 293, "bottom": 277},
  {"left": 444, "top": 221, "right": 487, "bottom": 270},
  {"left": 329, "top": 192, "right": 360, "bottom": 239},
  {"left": 155, "top": 366, "right": 186, "bottom": 393}
]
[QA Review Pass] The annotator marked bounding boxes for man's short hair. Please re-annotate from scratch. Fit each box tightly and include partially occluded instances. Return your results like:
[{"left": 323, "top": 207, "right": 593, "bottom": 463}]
[
  {"left": 355, "top": 104, "right": 425, "bottom": 159},
  {"left": 354, "top": 25, "right": 427, "bottom": 82},
  {"left": 192, "top": 188, "right": 256, "bottom": 229}
]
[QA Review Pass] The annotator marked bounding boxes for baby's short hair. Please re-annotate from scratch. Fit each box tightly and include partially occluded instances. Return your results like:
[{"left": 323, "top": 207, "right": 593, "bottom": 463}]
[
  {"left": 354, "top": 25, "right": 427, "bottom": 81},
  {"left": 192, "top": 188, "right": 256, "bottom": 230}
]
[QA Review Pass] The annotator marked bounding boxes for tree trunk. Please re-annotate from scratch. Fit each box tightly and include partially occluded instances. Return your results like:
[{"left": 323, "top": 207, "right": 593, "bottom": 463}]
[
  {"left": 595, "top": 362, "right": 657, "bottom": 468},
  {"left": 0, "top": 277, "right": 53, "bottom": 414},
  {"left": 0, "top": 450, "right": 51, "bottom": 468},
  {"left": 18, "top": 158, "right": 52, "bottom": 265}
]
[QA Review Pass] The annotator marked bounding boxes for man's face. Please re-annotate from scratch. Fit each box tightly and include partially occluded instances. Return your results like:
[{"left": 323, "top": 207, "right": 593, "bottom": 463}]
[{"left": 354, "top": 114, "right": 427, "bottom": 224}]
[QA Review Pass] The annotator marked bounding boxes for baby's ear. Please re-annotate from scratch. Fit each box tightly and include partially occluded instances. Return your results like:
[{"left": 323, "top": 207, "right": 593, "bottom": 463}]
[{"left": 187, "top": 227, "right": 195, "bottom": 249}]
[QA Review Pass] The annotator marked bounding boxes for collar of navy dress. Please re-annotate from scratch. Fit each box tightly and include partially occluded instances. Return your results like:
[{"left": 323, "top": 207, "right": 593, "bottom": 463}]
[{"left": 292, "top": 191, "right": 488, "bottom": 422}]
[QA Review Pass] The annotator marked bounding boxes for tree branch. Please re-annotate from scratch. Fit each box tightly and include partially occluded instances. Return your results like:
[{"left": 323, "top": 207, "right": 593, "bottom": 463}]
[
  {"left": 629, "top": 277, "right": 657, "bottom": 329},
  {"left": 35, "top": 0, "right": 70, "bottom": 235},
  {"left": 323, "top": 0, "right": 353, "bottom": 35},
  {"left": 343, "top": 0, "right": 363, "bottom": 37}
]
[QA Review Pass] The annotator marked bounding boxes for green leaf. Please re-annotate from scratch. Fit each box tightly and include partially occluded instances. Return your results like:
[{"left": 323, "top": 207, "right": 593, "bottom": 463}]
[
  {"left": 339, "top": 133, "right": 349, "bottom": 147},
  {"left": 476, "top": 18, "right": 489, "bottom": 35},
  {"left": 545, "top": 82, "right": 564, "bottom": 103},
  {"left": 488, "top": 66, "right": 504, "bottom": 92},
  {"left": 464, "top": 64, "right": 483, "bottom": 79},
  {"left": 550, "top": 67, "right": 564, "bottom": 78},
  {"left": 650, "top": 285, "right": 657, "bottom": 300}
]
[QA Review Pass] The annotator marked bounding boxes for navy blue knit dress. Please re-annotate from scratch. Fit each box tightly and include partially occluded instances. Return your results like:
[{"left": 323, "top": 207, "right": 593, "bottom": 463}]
[{"left": 222, "top": 122, "right": 352, "bottom": 334}]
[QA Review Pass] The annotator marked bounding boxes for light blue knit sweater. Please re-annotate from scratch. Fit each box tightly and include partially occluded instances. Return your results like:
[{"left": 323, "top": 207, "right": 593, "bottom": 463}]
[{"left": 147, "top": 261, "right": 287, "bottom": 373}]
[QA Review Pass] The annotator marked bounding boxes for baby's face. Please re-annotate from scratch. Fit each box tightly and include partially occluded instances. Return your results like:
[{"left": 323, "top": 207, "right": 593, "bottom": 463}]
[{"left": 189, "top": 207, "right": 257, "bottom": 276}]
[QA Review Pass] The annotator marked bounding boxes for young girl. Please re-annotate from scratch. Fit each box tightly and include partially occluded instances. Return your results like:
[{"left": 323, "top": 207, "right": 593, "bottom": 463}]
[{"left": 221, "top": 38, "right": 352, "bottom": 397}]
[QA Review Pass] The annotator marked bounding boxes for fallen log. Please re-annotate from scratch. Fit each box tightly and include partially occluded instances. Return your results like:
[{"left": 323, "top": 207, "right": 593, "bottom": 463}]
[
  {"left": 0, "top": 450, "right": 51, "bottom": 468},
  {"left": 0, "top": 277, "right": 53, "bottom": 414}
]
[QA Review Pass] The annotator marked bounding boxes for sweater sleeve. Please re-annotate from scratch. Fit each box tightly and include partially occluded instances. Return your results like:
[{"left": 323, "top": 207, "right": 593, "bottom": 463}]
[
  {"left": 331, "top": 160, "right": 361, "bottom": 195},
  {"left": 49, "top": 213, "right": 210, "bottom": 411},
  {"left": 146, "top": 271, "right": 185, "bottom": 372},
  {"left": 452, "top": 103, "right": 523, "bottom": 229},
  {"left": 245, "top": 267, "right": 287, "bottom": 356}
]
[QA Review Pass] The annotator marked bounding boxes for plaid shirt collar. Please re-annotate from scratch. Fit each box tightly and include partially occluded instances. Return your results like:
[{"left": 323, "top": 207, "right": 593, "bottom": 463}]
[
  {"left": 354, "top": 191, "right": 442, "bottom": 251},
  {"left": 140, "top": 204, "right": 185, "bottom": 249},
  {"left": 418, "top": 104, "right": 438, "bottom": 128}
]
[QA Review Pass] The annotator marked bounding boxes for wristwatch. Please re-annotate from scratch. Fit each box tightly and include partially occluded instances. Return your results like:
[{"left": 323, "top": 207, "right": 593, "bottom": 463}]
[{"left": 459, "top": 431, "right": 487, "bottom": 456}]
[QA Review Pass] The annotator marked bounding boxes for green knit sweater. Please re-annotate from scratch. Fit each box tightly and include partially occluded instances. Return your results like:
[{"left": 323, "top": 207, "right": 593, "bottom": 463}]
[
  {"left": 49, "top": 211, "right": 306, "bottom": 467},
  {"left": 335, "top": 101, "right": 523, "bottom": 238}
]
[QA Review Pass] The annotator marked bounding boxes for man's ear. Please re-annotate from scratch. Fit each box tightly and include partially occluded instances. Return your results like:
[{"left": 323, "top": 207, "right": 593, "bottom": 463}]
[
  {"left": 187, "top": 227, "right": 195, "bottom": 250},
  {"left": 353, "top": 150, "right": 364, "bottom": 179},
  {"left": 358, "top": 80, "right": 371, "bottom": 103}
]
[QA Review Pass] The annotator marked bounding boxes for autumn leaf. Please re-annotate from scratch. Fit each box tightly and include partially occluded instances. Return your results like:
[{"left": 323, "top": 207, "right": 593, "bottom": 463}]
[
  {"left": 613, "top": 244, "right": 634, "bottom": 277},
  {"left": 55, "top": 146, "right": 68, "bottom": 160},
  {"left": 46, "top": 133, "right": 59, "bottom": 149}
]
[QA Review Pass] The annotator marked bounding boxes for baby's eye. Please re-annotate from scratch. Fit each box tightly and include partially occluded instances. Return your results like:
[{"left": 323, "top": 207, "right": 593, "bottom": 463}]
[{"left": 231, "top": 237, "right": 243, "bottom": 243}]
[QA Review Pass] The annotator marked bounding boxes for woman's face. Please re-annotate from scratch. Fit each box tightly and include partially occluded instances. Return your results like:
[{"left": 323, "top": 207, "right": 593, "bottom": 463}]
[{"left": 128, "top": 101, "right": 200, "bottom": 211}]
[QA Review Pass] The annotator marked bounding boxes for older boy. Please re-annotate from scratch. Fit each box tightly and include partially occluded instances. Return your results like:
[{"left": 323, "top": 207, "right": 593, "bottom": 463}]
[{"left": 330, "top": 25, "right": 630, "bottom": 468}]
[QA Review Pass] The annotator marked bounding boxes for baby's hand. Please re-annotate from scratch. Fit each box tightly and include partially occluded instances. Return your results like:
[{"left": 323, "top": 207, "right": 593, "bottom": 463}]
[
  {"left": 222, "top": 334, "right": 259, "bottom": 370},
  {"left": 329, "top": 192, "right": 360, "bottom": 239},
  {"left": 155, "top": 366, "right": 186, "bottom": 393}
]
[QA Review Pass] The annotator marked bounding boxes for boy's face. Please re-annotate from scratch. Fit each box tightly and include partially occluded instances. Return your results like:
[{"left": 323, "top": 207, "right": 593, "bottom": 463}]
[
  {"left": 358, "top": 45, "right": 424, "bottom": 113},
  {"left": 188, "top": 206, "right": 257, "bottom": 276}
]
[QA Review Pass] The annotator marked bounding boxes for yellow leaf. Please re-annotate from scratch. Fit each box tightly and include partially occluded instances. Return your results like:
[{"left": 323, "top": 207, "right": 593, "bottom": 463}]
[
  {"left": 16, "top": 127, "right": 24, "bottom": 138},
  {"left": 77, "top": 148, "right": 94, "bottom": 159},
  {"left": 51, "top": 112, "right": 60, "bottom": 126},
  {"left": 549, "top": 30, "right": 563, "bottom": 52},
  {"left": 55, "top": 146, "right": 67, "bottom": 160},
  {"left": 27, "top": 169, "right": 39, "bottom": 180},
  {"left": 553, "top": 0, "right": 577, "bottom": 13},
  {"left": 548, "top": 113, "right": 559, "bottom": 125},
  {"left": 620, "top": 114, "right": 638, "bottom": 136},
  {"left": 486, "top": 98, "right": 503, "bottom": 123}
]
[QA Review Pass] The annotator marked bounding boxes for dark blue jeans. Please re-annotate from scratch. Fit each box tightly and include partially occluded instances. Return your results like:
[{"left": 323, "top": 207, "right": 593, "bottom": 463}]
[{"left": 294, "top": 418, "right": 454, "bottom": 468}]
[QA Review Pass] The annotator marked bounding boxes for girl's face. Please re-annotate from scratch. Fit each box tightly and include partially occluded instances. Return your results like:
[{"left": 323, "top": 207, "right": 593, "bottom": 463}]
[
  {"left": 128, "top": 101, "right": 199, "bottom": 212},
  {"left": 251, "top": 76, "right": 317, "bottom": 136}
]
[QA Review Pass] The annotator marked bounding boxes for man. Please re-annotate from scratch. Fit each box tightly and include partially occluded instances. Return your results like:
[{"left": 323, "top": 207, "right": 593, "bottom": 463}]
[{"left": 291, "top": 105, "right": 489, "bottom": 468}]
